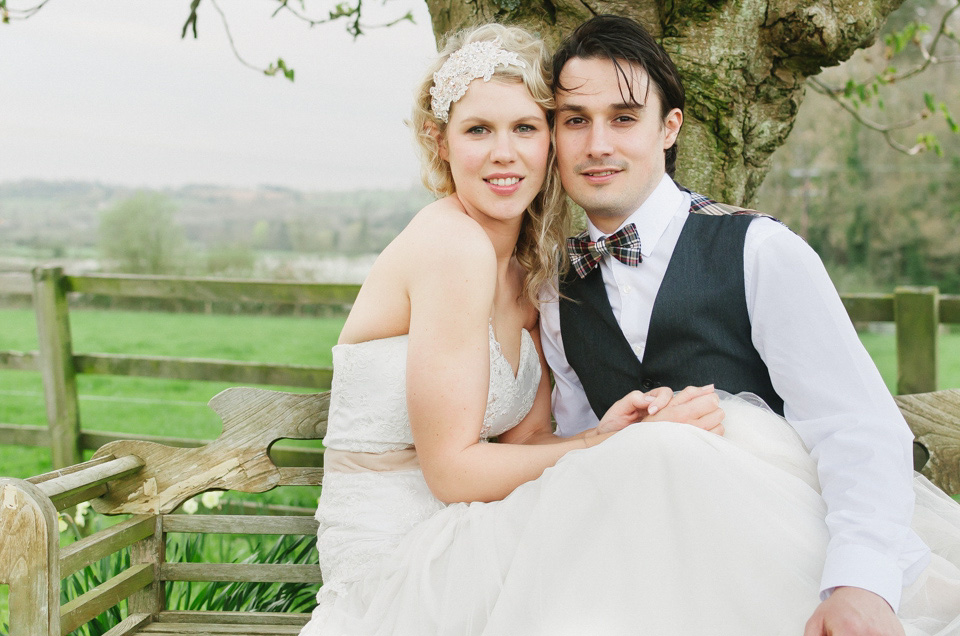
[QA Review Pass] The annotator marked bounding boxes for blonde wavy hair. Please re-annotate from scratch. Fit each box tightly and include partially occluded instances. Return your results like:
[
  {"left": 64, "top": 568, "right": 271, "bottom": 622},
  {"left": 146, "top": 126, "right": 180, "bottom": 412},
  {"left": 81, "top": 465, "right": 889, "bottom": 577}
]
[{"left": 411, "top": 23, "right": 569, "bottom": 307}]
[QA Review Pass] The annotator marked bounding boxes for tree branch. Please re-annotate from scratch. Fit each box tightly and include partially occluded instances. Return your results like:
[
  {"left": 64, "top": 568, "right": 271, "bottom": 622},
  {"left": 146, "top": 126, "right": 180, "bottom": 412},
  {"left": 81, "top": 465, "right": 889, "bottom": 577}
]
[
  {"left": 885, "top": 0, "right": 960, "bottom": 83},
  {"left": 270, "top": 0, "right": 413, "bottom": 38},
  {"left": 806, "top": 76, "right": 928, "bottom": 155},
  {"left": 210, "top": 0, "right": 263, "bottom": 73},
  {"left": 1, "top": 0, "right": 52, "bottom": 21}
]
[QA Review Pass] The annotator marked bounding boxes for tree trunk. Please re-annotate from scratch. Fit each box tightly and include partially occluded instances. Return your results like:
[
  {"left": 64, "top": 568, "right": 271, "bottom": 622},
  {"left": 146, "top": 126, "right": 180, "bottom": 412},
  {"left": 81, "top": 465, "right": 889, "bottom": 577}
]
[{"left": 425, "top": 0, "right": 903, "bottom": 206}]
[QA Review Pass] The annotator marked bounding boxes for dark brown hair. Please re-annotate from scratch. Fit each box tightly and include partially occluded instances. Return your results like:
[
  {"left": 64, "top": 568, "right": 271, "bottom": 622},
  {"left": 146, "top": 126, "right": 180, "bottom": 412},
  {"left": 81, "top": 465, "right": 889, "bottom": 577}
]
[{"left": 552, "top": 15, "right": 685, "bottom": 177}]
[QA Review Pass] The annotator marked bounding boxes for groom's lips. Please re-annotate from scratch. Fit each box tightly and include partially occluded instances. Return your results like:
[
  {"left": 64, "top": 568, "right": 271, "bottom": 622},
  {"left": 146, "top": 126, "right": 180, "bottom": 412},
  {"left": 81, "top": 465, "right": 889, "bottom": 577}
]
[{"left": 581, "top": 168, "right": 622, "bottom": 185}]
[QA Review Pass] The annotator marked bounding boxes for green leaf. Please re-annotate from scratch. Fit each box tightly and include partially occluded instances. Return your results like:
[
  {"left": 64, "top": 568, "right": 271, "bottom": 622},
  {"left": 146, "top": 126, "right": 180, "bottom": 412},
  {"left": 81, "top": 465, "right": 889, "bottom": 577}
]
[
  {"left": 924, "top": 92, "right": 936, "bottom": 112},
  {"left": 843, "top": 79, "right": 857, "bottom": 99}
]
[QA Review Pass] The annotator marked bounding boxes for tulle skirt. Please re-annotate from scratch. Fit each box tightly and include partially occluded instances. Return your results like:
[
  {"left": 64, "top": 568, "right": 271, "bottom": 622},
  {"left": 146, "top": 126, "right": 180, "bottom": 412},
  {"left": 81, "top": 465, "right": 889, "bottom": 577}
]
[{"left": 301, "top": 396, "right": 960, "bottom": 636}]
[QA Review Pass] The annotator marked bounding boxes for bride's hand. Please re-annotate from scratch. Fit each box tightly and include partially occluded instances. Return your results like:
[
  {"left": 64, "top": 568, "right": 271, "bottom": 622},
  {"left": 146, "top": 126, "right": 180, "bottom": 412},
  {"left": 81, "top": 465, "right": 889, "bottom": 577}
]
[
  {"left": 596, "top": 388, "right": 673, "bottom": 434},
  {"left": 643, "top": 385, "right": 725, "bottom": 436}
]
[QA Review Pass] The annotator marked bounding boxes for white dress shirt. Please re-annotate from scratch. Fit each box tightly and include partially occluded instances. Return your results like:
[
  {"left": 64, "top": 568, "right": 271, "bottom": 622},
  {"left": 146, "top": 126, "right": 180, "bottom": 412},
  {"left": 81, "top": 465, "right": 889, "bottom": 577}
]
[{"left": 539, "top": 174, "right": 929, "bottom": 611}]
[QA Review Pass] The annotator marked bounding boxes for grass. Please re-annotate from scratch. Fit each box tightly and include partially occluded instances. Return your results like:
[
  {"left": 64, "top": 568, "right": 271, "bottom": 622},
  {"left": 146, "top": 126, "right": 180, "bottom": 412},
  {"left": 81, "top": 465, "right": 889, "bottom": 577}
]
[{"left": 0, "top": 308, "right": 344, "bottom": 486}]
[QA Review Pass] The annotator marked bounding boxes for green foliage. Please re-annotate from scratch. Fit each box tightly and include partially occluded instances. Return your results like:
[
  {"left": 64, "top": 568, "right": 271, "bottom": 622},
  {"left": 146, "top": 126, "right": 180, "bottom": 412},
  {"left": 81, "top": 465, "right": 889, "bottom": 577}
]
[
  {"left": 51, "top": 499, "right": 319, "bottom": 635},
  {"left": 883, "top": 20, "right": 930, "bottom": 55},
  {"left": 165, "top": 532, "right": 318, "bottom": 613},
  {"left": 98, "top": 192, "right": 186, "bottom": 275},
  {"left": 265, "top": 57, "right": 295, "bottom": 81},
  {"left": 810, "top": 0, "right": 960, "bottom": 156}
]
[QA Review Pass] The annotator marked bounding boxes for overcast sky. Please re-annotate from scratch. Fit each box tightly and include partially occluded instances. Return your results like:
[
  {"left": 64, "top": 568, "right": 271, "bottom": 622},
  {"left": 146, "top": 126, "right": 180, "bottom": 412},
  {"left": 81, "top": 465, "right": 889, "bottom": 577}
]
[{"left": 0, "top": 1, "right": 439, "bottom": 191}]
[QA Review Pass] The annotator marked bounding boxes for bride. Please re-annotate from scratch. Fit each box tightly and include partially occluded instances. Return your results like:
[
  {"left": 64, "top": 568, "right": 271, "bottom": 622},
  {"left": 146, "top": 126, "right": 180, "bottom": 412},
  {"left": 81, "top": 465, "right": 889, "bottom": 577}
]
[{"left": 300, "top": 23, "right": 960, "bottom": 636}]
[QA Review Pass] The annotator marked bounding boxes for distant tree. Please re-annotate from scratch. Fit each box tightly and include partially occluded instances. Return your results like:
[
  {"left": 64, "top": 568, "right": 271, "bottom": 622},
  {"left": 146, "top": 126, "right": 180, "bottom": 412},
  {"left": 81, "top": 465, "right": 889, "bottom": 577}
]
[{"left": 98, "top": 192, "right": 185, "bottom": 274}]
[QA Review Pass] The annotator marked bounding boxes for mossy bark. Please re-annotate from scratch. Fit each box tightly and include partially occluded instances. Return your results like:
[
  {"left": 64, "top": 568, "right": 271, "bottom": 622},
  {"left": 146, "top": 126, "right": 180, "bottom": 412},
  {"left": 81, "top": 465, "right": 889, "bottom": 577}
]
[{"left": 425, "top": 0, "right": 903, "bottom": 206}]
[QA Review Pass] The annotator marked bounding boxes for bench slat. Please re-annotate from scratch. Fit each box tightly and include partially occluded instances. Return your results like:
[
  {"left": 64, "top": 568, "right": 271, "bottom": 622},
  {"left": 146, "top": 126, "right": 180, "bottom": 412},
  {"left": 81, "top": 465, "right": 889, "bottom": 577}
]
[
  {"left": 37, "top": 455, "right": 144, "bottom": 508},
  {"left": 160, "top": 562, "right": 322, "bottom": 583},
  {"left": 60, "top": 563, "right": 154, "bottom": 635},
  {"left": 61, "top": 515, "right": 156, "bottom": 578},
  {"left": 157, "top": 611, "right": 311, "bottom": 625},
  {"left": 27, "top": 455, "right": 117, "bottom": 485},
  {"left": 162, "top": 514, "right": 318, "bottom": 535},
  {"left": 102, "top": 612, "right": 153, "bottom": 636},
  {"left": 139, "top": 625, "right": 303, "bottom": 634},
  {"left": 277, "top": 467, "right": 324, "bottom": 485}
]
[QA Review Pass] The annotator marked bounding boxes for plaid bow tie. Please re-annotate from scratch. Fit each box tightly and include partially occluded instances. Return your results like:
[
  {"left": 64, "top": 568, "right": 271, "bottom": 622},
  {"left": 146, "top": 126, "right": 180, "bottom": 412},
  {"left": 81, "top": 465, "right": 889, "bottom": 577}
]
[{"left": 566, "top": 223, "right": 642, "bottom": 278}]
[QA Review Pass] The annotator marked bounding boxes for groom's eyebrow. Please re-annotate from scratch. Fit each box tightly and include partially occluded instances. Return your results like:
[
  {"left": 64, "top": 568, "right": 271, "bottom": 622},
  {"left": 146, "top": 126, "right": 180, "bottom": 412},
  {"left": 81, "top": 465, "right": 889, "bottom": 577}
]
[{"left": 556, "top": 102, "right": 644, "bottom": 113}]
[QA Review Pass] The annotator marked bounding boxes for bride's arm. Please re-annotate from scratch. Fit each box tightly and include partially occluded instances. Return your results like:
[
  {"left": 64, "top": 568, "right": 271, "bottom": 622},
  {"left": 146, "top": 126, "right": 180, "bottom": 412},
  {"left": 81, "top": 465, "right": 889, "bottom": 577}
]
[{"left": 406, "top": 218, "right": 617, "bottom": 504}]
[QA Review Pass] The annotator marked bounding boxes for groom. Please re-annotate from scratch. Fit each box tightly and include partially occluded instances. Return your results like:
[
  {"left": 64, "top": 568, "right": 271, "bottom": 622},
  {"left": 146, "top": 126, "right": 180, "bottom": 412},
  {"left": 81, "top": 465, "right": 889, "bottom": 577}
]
[{"left": 539, "top": 15, "right": 929, "bottom": 636}]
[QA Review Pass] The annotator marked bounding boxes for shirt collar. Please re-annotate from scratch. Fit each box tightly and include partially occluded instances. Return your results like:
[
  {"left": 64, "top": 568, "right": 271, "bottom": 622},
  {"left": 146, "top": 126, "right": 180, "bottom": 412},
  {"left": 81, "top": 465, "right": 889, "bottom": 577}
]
[{"left": 585, "top": 174, "right": 687, "bottom": 257}]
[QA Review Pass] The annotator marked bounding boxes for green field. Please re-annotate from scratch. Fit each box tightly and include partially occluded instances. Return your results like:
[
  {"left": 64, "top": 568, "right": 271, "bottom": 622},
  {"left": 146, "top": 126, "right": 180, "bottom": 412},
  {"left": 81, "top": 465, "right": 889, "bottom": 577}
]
[
  {"left": 2, "top": 308, "right": 959, "bottom": 482},
  {"left": 0, "top": 308, "right": 344, "bottom": 489}
]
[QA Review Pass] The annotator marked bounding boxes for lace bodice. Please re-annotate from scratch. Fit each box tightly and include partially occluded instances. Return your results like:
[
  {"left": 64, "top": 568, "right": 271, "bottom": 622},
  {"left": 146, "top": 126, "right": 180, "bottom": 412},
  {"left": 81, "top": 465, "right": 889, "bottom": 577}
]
[{"left": 322, "top": 325, "right": 541, "bottom": 453}]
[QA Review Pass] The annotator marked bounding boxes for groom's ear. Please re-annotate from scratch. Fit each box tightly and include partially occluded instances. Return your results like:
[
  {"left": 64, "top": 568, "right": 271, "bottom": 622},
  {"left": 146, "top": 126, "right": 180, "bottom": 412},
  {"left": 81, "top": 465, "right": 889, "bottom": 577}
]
[
  {"left": 662, "top": 108, "right": 683, "bottom": 149},
  {"left": 425, "top": 122, "right": 448, "bottom": 162}
]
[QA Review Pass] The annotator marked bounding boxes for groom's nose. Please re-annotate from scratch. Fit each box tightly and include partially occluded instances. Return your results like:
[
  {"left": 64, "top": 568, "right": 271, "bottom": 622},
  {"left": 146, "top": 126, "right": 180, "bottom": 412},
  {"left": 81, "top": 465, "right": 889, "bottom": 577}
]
[{"left": 586, "top": 123, "right": 614, "bottom": 158}]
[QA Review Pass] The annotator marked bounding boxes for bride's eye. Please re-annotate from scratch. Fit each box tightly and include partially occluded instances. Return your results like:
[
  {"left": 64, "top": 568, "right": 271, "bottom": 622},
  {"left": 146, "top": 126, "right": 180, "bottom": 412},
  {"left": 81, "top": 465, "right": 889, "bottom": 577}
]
[
  {"left": 515, "top": 124, "right": 537, "bottom": 133},
  {"left": 466, "top": 126, "right": 489, "bottom": 135}
]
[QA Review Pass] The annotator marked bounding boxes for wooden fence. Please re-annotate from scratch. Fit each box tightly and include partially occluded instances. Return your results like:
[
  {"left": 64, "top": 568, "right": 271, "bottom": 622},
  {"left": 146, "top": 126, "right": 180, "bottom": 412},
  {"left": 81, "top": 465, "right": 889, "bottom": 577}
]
[
  {"left": 0, "top": 268, "right": 361, "bottom": 469},
  {"left": 1, "top": 267, "right": 959, "bottom": 470}
]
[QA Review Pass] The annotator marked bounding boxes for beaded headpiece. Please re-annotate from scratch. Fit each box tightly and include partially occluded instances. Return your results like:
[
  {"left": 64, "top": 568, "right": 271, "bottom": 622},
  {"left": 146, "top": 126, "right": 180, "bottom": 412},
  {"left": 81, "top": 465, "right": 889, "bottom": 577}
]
[{"left": 429, "top": 38, "right": 527, "bottom": 123}]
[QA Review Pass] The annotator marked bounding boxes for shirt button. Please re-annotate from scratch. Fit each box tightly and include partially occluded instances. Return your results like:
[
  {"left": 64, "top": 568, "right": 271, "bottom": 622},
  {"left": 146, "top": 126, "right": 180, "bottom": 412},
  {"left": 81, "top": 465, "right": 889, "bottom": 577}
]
[
  {"left": 631, "top": 344, "right": 643, "bottom": 356},
  {"left": 622, "top": 284, "right": 632, "bottom": 295}
]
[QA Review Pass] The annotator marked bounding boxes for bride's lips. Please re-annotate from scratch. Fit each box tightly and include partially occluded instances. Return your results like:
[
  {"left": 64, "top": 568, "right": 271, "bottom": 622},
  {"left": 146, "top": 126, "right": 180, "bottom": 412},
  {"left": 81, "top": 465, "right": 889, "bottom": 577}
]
[{"left": 484, "top": 174, "right": 524, "bottom": 195}]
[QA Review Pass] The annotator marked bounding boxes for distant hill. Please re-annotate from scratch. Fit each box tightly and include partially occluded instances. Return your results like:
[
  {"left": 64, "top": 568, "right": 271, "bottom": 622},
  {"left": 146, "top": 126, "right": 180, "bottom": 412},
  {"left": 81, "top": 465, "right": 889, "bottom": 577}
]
[{"left": 0, "top": 180, "right": 433, "bottom": 260}]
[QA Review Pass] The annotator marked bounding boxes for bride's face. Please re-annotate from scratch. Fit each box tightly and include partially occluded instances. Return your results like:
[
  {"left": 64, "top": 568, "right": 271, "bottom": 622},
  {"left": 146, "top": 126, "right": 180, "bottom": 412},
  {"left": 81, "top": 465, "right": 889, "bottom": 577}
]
[{"left": 441, "top": 78, "right": 550, "bottom": 225}]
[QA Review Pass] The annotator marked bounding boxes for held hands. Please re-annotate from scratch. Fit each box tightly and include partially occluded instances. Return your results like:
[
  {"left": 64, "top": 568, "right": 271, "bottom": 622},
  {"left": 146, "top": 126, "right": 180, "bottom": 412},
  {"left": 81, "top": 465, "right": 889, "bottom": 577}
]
[
  {"left": 595, "top": 385, "right": 724, "bottom": 436},
  {"left": 804, "top": 587, "right": 904, "bottom": 636},
  {"left": 642, "top": 384, "right": 725, "bottom": 436},
  {"left": 596, "top": 387, "right": 674, "bottom": 434}
]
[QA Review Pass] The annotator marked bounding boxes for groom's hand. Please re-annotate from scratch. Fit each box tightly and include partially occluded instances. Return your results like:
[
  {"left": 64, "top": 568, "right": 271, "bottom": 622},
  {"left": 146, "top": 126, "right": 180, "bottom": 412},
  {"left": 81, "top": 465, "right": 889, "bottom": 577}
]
[
  {"left": 596, "top": 388, "right": 673, "bottom": 434},
  {"left": 803, "top": 587, "right": 904, "bottom": 636},
  {"left": 643, "top": 385, "right": 725, "bottom": 435}
]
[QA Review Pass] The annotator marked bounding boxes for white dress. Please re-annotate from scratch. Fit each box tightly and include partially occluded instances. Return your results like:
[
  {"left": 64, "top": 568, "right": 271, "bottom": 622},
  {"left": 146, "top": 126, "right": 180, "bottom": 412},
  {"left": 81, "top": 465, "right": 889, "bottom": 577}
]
[{"left": 300, "top": 327, "right": 960, "bottom": 636}]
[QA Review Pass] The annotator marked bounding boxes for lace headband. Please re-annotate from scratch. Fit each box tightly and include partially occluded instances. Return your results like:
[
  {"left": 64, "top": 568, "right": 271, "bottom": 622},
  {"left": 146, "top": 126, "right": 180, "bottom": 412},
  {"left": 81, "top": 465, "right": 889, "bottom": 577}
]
[{"left": 429, "top": 38, "right": 527, "bottom": 123}]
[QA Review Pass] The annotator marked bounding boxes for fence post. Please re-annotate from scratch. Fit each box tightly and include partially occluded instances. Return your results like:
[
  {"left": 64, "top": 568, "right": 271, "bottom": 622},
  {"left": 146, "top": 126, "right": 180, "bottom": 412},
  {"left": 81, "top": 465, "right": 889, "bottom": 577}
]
[
  {"left": 32, "top": 267, "right": 82, "bottom": 468},
  {"left": 894, "top": 286, "right": 939, "bottom": 395}
]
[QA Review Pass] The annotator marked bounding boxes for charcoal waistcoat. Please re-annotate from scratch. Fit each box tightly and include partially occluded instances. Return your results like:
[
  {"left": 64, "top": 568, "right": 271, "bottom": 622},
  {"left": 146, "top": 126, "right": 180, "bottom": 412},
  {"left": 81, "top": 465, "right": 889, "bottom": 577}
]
[{"left": 559, "top": 211, "right": 784, "bottom": 419}]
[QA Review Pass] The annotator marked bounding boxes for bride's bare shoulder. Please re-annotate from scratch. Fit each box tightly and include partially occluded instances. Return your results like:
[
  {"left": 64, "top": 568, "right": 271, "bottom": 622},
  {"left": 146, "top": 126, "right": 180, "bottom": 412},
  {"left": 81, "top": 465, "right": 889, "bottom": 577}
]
[{"left": 388, "top": 197, "right": 495, "bottom": 266}]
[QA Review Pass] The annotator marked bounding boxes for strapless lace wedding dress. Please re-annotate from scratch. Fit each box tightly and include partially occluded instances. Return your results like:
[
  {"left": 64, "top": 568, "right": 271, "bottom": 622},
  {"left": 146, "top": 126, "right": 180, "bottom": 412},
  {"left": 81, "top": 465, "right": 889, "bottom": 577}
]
[{"left": 300, "top": 327, "right": 960, "bottom": 636}]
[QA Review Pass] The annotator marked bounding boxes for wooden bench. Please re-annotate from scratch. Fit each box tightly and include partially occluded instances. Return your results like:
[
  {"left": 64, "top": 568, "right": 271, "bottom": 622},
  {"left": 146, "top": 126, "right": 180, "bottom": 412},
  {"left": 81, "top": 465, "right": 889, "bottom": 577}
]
[{"left": 2, "top": 387, "right": 959, "bottom": 635}]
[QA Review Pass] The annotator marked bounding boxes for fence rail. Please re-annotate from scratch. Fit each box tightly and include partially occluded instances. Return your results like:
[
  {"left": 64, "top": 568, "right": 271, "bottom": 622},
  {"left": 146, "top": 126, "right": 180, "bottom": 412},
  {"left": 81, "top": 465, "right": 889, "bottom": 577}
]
[{"left": 1, "top": 267, "right": 957, "bottom": 469}]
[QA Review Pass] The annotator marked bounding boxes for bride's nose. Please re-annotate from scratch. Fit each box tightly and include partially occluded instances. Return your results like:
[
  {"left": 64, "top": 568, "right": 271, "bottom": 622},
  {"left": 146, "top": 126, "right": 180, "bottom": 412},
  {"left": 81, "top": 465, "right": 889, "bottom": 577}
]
[{"left": 490, "top": 132, "right": 517, "bottom": 163}]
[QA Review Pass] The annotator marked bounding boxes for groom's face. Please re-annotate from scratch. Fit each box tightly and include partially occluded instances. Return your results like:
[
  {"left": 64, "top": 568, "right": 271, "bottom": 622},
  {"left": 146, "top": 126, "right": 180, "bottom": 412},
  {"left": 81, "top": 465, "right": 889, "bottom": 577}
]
[{"left": 555, "top": 57, "right": 681, "bottom": 233}]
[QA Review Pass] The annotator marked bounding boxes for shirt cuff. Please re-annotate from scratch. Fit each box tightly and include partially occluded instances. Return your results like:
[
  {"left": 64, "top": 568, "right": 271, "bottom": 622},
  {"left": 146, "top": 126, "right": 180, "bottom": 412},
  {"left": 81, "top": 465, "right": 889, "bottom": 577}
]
[{"left": 819, "top": 544, "right": 904, "bottom": 612}]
